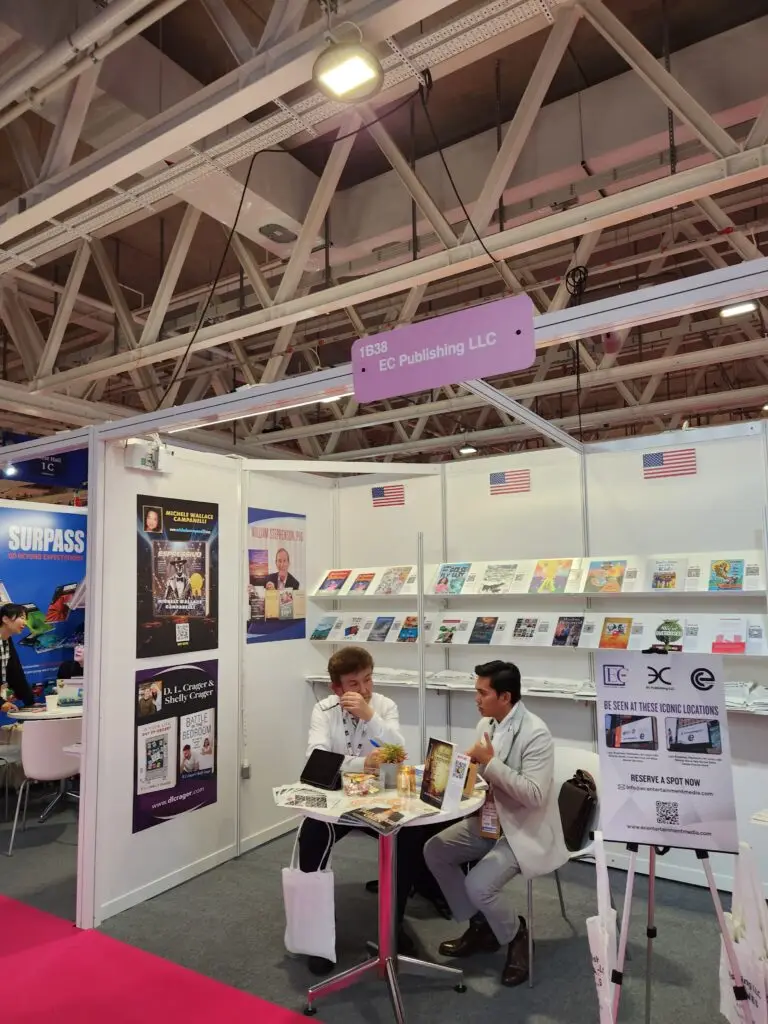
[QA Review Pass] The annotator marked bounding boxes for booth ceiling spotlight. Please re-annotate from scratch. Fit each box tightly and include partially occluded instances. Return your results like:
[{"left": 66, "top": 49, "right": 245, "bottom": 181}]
[
  {"left": 720, "top": 301, "right": 757, "bottom": 318},
  {"left": 459, "top": 443, "right": 478, "bottom": 456},
  {"left": 312, "top": 32, "right": 383, "bottom": 102}
]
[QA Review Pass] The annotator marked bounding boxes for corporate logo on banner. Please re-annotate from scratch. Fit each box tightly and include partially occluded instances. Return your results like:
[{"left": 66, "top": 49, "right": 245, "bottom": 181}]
[{"left": 0, "top": 504, "right": 86, "bottom": 692}]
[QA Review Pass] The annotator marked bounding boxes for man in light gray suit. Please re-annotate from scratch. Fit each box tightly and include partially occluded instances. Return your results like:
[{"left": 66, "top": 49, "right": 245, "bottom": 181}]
[{"left": 424, "top": 660, "right": 568, "bottom": 986}]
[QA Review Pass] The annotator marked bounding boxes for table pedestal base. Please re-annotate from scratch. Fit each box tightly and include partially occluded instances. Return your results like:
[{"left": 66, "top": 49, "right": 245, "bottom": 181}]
[{"left": 303, "top": 831, "right": 465, "bottom": 1022}]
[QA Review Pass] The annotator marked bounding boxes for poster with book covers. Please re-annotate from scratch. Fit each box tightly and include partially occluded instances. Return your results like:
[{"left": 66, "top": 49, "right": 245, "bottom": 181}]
[
  {"left": 433, "top": 563, "right": 472, "bottom": 595},
  {"left": 246, "top": 507, "right": 306, "bottom": 644},
  {"left": 133, "top": 660, "right": 217, "bottom": 833},
  {"left": 136, "top": 496, "right": 218, "bottom": 658}
]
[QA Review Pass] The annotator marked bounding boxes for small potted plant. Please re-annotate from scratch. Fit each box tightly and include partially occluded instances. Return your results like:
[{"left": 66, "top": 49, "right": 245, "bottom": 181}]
[{"left": 378, "top": 743, "right": 407, "bottom": 789}]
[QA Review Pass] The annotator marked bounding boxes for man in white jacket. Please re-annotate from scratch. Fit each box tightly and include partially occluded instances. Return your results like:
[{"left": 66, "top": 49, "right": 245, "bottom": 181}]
[{"left": 424, "top": 659, "right": 568, "bottom": 986}]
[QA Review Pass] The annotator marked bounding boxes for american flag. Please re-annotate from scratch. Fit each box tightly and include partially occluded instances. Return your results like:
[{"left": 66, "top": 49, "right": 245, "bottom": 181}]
[
  {"left": 642, "top": 448, "right": 697, "bottom": 480},
  {"left": 371, "top": 484, "right": 405, "bottom": 507},
  {"left": 489, "top": 469, "right": 531, "bottom": 495}
]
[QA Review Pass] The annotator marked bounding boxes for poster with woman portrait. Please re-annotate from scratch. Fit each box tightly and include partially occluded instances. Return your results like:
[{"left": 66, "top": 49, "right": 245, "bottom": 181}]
[
  {"left": 136, "top": 495, "right": 219, "bottom": 658},
  {"left": 246, "top": 507, "right": 306, "bottom": 644}
]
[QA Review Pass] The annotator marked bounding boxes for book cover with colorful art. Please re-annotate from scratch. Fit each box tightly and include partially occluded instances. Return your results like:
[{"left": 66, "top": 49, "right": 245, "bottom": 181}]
[
  {"left": 396, "top": 616, "right": 419, "bottom": 642},
  {"left": 317, "top": 569, "right": 351, "bottom": 593},
  {"left": 552, "top": 616, "right": 584, "bottom": 648},
  {"left": 349, "top": 572, "right": 375, "bottom": 594},
  {"left": 368, "top": 616, "right": 396, "bottom": 642},
  {"left": 708, "top": 559, "right": 745, "bottom": 592},
  {"left": 584, "top": 560, "right": 627, "bottom": 594},
  {"left": 468, "top": 617, "right": 498, "bottom": 644},
  {"left": 528, "top": 559, "right": 573, "bottom": 595},
  {"left": 433, "top": 563, "right": 472, "bottom": 595},
  {"left": 599, "top": 617, "right": 633, "bottom": 650},
  {"left": 375, "top": 566, "right": 413, "bottom": 596}
]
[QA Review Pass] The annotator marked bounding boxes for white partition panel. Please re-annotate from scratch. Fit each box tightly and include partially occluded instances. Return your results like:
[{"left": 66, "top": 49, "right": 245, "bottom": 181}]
[
  {"left": 586, "top": 424, "right": 768, "bottom": 894},
  {"left": 93, "top": 445, "right": 242, "bottom": 923},
  {"left": 241, "top": 470, "right": 333, "bottom": 851},
  {"left": 444, "top": 450, "right": 595, "bottom": 753}
]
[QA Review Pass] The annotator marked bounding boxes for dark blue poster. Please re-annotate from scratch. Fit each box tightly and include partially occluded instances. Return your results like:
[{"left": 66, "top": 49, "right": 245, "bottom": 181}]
[
  {"left": 246, "top": 507, "right": 306, "bottom": 644},
  {"left": 0, "top": 505, "right": 86, "bottom": 694},
  {"left": 1, "top": 433, "right": 88, "bottom": 489}
]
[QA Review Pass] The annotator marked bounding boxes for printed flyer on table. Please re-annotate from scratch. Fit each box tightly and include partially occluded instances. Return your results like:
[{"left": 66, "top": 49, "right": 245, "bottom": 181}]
[
  {"left": 133, "top": 660, "right": 218, "bottom": 833},
  {"left": 594, "top": 651, "right": 738, "bottom": 854}
]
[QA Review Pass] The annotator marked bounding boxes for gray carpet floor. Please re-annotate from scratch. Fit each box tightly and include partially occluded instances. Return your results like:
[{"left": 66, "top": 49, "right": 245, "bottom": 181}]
[
  {"left": 98, "top": 831, "right": 723, "bottom": 1023},
  {"left": 0, "top": 787, "right": 78, "bottom": 921}
]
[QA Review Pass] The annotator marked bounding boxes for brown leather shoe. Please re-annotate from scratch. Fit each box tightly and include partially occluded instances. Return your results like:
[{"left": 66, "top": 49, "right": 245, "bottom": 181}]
[
  {"left": 501, "top": 916, "right": 530, "bottom": 987},
  {"left": 439, "top": 918, "right": 500, "bottom": 958}
]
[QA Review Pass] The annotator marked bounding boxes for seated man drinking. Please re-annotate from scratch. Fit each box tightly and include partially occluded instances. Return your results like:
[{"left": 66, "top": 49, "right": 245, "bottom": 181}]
[
  {"left": 425, "top": 660, "right": 568, "bottom": 987},
  {"left": 300, "top": 645, "right": 433, "bottom": 974}
]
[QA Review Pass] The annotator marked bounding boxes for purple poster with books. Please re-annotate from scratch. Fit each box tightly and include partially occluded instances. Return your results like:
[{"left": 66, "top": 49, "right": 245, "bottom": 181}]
[{"left": 133, "top": 660, "right": 218, "bottom": 833}]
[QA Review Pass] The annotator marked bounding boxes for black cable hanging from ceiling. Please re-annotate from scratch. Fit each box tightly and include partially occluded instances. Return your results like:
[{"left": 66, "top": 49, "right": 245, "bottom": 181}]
[{"left": 565, "top": 264, "right": 589, "bottom": 442}]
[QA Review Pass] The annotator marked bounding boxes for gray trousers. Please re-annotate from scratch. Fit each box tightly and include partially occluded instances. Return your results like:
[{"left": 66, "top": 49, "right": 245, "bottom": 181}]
[{"left": 424, "top": 815, "right": 521, "bottom": 944}]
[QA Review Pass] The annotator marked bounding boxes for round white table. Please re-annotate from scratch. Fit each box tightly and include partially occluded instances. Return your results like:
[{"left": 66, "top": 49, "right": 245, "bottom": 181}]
[
  {"left": 301, "top": 789, "right": 485, "bottom": 1022},
  {"left": 7, "top": 706, "right": 83, "bottom": 721}
]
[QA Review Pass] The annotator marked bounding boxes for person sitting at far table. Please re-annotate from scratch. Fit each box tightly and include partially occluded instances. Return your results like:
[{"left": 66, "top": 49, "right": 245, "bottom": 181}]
[
  {"left": 425, "top": 660, "right": 568, "bottom": 987},
  {"left": 0, "top": 604, "right": 35, "bottom": 710},
  {"left": 300, "top": 645, "right": 439, "bottom": 974}
]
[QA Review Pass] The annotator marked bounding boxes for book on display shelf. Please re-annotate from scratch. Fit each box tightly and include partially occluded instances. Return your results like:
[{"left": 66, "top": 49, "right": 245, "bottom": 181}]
[
  {"left": 368, "top": 616, "right": 396, "bottom": 642},
  {"left": 420, "top": 738, "right": 473, "bottom": 812},
  {"left": 433, "top": 562, "right": 473, "bottom": 595},
  {"left": 349, "top": 572, "right": 376, "bottom": 594},
  {"left": 434, "top": 618, "right": 465, "bottom": 645},
  {"left": 552, "top": 615, "right": 585, "bottom": 648},
  {"left": 512, "top": 616, "right": 538, "bottom": 644},
  {"left": 583, "top": 559, "right": 628, "bottom": 595},
  {"left": 468, "top": 616, "right": 498, "bottom": 645},
  {"left": 650, "top": 558, "right": 687, "bottom": 591},
  {"left": 528, "top": 558, "right": 576, "bottom": 595},
  {"left": 708, "top": 559, "right": 745, "bottom": 592},
  {"left": 396, "top": 615, "right": 419, "bottom": 642},
  {"left": 599, "top": 616, "right": 633, "bottom": 650},
  {"left": 478, "top": 562, "right": 518, "bottom": 595},
  {"left": 311, "top": 616, "right": 339, "bottom": 641},
  {"left": 375, "top": 566, "right": 415, "bottom": 596},
  {"left": 317, "top": 569, "right": 351, "bottom": 593}
]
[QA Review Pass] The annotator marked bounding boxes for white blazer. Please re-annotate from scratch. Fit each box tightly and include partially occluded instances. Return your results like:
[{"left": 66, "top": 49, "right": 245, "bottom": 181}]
[
  {"left": 480, "top": 702, "right": 569, "bottom": 879},
  {"left": 307, "top": 692, "right": 405, "bottom": 773}
]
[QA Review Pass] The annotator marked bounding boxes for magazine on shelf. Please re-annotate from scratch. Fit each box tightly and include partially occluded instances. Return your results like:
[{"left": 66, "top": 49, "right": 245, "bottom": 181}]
[
  {"left": 599, "top": 616, "right": 633, "bottom": 650},
  {"left": 708, "top": 558, "right": 745, "bottom": 592},
  {"left": 434, "top": 618, "right": 465, "bottom": 644},
  {"left": 584, "top": 559, "right": 628, "bottom": 594},
  {"left": 396, "top": 615, "right": 419, "bottom": 642},
  {"left": 433, "top": 562, "right": 472, "bottom": 595},
  {"left": 512, "top": 617, "right": 538, "bottom": 643},
  {"left": 310, "top": 615, "right": 338, "bottom": 641},
  {"left": 348, "top": 572, "right": 375, "bottom": 594},
  {"left": 711, "top": 616, "right": 747, "bottom": 654},
  {"left": 375, "top": 566, "right": 414, "bottom": 596},
  {"left": 552, "top": 615, "right": 584, "bottom": 648},
  {"left": 528, "top": 559, "right": 574, "bottom": 595},
  {"left": 650, "top": 558, "right": 687, "bottom": 591},
  {"left": 317, "top": 569, "right": 351, "bottom": 593},
  {"left": 368, "top": 616, "right": 396, "bottom": 642},
  {"left": 468, "top": 616, "right": 498, "bottom": 644},
  {"left": 478, "top": 562, "right": 518, "bottom": 595}
]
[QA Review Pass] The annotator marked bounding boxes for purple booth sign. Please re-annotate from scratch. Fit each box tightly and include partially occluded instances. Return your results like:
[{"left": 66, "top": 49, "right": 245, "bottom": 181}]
[{"left": 351, "top": 293, "right": 535, "bottom": 403}]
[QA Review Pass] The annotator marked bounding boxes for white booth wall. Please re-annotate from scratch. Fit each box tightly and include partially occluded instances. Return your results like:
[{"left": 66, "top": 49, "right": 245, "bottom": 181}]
[
  {"left": 92, "top": 444, "right": 242, "bottom": 922},
  {"left": 239, "top": 469, "right": 334, "bottom": 852}
]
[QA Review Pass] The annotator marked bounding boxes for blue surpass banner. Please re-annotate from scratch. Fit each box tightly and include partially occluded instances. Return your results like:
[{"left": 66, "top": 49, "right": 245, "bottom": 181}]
[{"left": 0, "top": 505, "right": 86, "bottom": 695}]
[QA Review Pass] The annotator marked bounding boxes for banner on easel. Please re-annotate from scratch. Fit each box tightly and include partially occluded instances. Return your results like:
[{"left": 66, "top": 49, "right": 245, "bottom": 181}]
[{"left": 595, "top": 651, "right": 738, "bottom": 853}]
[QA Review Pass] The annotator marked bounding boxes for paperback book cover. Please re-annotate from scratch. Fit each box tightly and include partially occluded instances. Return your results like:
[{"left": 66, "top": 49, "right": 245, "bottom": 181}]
[
  {"left": 310, "top": 616, "right": 338, "bottom": 641},
  {"left": 420, "top": 738, "right": 471, "bottom": 812},
  {"left": 512, "top": 617, "right": 538, "bottom": 642},
  {"left": 396, "top": 615, "right": 419, "bottom": 643},
  {"left": 179, "top": 708, "right": 215, "bottom": 775},
  {"left": 136, "top": 719, "right": 177, "bottom": 795},
  {"left": 599, "top": 616, "right": 633, "bottom": 650},
  {"left": 711, "top": 616, "right": 747, "bottom": 653},
  {"left": 479, "top": 562, "right": 518, "bottom": 595},
  {"left": 552, "top": 615, "right": 584, "bottom": 648},
  {"left": 584, "top": 560, "right": 627, "bottom": 594},
  {"left": 528, "top": 559, "right": 573, "bottom": 595},
  {"left": 342, "top": 616, "right": 366, "bottom": 640},
  {"left": 708, "top": 559, "right": 745, "bottom": 592},
  {"left": 434, "top": 618, "right": 463, "bottom": 644},
  {"left": 468, "top": 616, "right": 498, "bottom": 645},
  {"left": 349, "top": 572, "right": 375, "bottom": 594},
  {"left": 338, "top": 803, "right": 438, "bottom": 835},
  {"left": 651, "top": 558, "right": 687, "bottom": 591},
  {"left": 317, "top": 569, "right": 351, "bottom": 593},
  {"left": 434, "top": 563, "right": 472, "bottom": 595},
  {"left": 375, "top": 566, "right": 413, "bottom": 596},
  {"left": 152, "top": 540, "right": 209, "bottom": 619},
  {"left": 368, "top": 616, "right": 396, "bottom": 642}
]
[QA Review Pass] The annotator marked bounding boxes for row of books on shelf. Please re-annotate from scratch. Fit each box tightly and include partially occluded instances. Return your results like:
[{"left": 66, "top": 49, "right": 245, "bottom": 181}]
[
  {"left": 311, "top": 610, "right": 768, "bottom": 655},
  {"left": 306, "top": 669, "right": 768, "bottom": 713},
  {"left": 313, "top": 552, "right": 765, "bottom": 598}
]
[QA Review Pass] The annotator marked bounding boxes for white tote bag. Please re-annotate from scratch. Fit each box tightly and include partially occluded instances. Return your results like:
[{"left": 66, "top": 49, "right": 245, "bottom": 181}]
[
  {"left": 282, "top": 823, "right": 337, "bottom": 963},
  {"left": 587, "top": 832, "right": 617, "bottom": 1024},
  {"left": 719, "top": 843, "right": 768, "bottom": 1024}
]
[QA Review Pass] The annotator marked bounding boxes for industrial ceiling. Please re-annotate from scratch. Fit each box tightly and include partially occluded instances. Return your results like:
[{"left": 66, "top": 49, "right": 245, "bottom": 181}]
[{"left": 0, "top": 0, "right": 766, "bottom": 463}]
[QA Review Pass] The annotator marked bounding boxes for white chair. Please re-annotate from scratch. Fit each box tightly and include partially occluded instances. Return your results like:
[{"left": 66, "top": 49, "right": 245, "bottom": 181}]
[
  {"left": 526, "top": 746, "right": 605, "bottom": 987},
  {"left": 7, "top": 717, "right": 82, "bottom": 856}
]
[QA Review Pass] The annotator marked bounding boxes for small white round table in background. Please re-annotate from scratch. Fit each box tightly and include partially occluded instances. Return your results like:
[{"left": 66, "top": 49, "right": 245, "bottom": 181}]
[
  {"left": 301, "top": 790, "right": 485, "bottom": 1021},
  {"left": 7, "top": 706, "right": 83, "bottom": 721}
]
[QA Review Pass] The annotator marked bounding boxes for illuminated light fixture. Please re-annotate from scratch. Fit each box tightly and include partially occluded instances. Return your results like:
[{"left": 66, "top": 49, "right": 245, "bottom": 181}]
[
  {"left": 458, "top": 443, "right": 478, "bottom": 456},
  {"left": 762, "top": 404, "right": 768, "bottom": 411},
  {"left": 320, "top": 396, "right": 341, "bottom": 404},
  {"left": 720, "top": 301, "right": 757, "bottom": 318},
  {"left": 313, "top": 31, "right": 383, "bottom": 103},
  {"left": 3, "top": 464, "right": 17, "bottom": 477}
]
